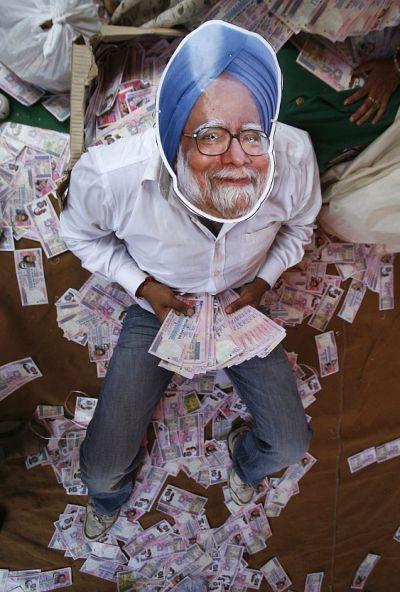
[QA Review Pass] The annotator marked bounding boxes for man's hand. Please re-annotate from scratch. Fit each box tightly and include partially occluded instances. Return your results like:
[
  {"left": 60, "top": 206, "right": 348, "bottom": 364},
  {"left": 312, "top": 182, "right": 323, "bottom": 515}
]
[
  {"left": 225, "top": 277, "right": 270, "bottom": 315},
  {"left": 140, "top": 280, "right": 194, "bottom": 323},
  {"left": 344, "top": 58, "right": 400, "bottom": 125}
]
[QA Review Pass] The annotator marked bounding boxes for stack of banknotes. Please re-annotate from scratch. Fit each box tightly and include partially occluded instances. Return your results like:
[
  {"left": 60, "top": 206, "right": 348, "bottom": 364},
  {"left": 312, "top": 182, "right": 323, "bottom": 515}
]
[{"left": 149, "top": 289, "right": 286, "bottom": 378}]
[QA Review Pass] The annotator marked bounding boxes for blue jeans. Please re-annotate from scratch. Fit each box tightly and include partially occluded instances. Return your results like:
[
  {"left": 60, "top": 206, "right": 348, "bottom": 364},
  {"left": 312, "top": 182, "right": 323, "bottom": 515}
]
[{"left": 80, "top": 304, "right": 312, "bottom": 514}]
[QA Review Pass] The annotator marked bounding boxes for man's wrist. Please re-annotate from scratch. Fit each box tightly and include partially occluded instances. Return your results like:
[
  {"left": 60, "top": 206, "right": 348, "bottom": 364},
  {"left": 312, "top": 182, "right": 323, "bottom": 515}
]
[
  {"left": 255, "top": 276, "right": 270, "bottom": 291},
  {"left": 136, "top": 275, "right": 155, "bottom": 298}
]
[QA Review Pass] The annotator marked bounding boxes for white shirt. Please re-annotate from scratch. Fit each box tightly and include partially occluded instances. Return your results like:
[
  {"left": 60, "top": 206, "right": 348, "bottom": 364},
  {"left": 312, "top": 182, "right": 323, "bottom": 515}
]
[{"left": 60, "top": 124, "right": 321, "bottom": 311}]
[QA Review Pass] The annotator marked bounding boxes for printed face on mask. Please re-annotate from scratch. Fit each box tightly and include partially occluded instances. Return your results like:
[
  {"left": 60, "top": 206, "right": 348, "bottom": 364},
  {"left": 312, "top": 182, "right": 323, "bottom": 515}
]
[{"left": 176, "top": 73, "right": 270, "bottom": 220}]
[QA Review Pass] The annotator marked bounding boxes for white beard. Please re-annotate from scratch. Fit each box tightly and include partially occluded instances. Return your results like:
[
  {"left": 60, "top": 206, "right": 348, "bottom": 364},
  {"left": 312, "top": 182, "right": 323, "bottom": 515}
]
[{"left": 176, "top": 147, "right": 266, "bottom": 219}]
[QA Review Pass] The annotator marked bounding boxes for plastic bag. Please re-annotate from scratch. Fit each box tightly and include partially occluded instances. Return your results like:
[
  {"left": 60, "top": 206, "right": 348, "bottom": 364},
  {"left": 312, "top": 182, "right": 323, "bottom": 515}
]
[{"left": 0, "top": 0, "right": 101, "bottom": 93}]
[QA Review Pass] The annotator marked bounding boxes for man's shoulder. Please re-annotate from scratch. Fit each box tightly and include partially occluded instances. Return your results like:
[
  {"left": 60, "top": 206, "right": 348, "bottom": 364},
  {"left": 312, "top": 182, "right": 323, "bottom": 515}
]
[
  {"left": 85, "top": 127, "right": 158, "bottom": 174},
  {"left": 273, "top": 122, "right": 313, "bottom": 165}
]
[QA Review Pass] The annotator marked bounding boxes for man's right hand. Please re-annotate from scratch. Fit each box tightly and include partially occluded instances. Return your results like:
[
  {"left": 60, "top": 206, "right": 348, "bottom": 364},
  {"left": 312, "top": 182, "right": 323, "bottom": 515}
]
[{"left": 140, "top": 280, "right": 194, "bottom": 323}]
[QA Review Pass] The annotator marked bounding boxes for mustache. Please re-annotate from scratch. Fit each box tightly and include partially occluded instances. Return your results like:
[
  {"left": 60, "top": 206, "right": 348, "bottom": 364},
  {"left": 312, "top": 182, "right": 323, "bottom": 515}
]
[{"left": 207, "top": 167, "right": 258, "bottom": 182}]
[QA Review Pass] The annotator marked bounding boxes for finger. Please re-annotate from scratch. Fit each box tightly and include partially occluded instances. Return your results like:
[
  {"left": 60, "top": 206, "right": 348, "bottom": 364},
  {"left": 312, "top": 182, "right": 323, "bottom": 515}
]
[
  {"left": 355, "top": 104, "right": 377, "bottom": 125},
  {"left": 344, "top": 86, "right": 369, "bottom": 106},
  {"left": 225, "top": 293, "right": 253, "bottom": 315},
  {"left": 372, "top": 97, "right": 389, "bottom": 125},
  {"left": 170, "top": 296, "right": 194, "bottom": 316},
  {"left": 350, "top": 98, "right": 376, "bottom": 123}
]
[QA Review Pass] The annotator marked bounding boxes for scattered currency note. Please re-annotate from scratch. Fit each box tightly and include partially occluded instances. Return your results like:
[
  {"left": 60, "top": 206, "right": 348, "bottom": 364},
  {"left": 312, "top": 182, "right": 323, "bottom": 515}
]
[
  {"left": 260, "top": 556, "right": 292, "bottom": 591},
  {"left": 0, "top": 225, "right": 14, "bottom": 251},
  {"left": 0, "top": 62, "right": 44, "bottom": 105},
  {"left": 14, "top": 248, "right": 48, "bottom": 305},
  {"left": 315, "top": 331, "right": 339, "bottom": 377},
  {"left": 379, "top": 264, "right": 394, "bottom": 310},
  {"left": 348, "top": 447, "right": 377, "bottom": 473},
  {"left": 305, "top": 572, "right": 324, "bottom": 592},
  {"left": 42, "top": 94, "right": 71, "bottom": 122},
  {"left": 0, "top": 357, "right": 42, "bottom": 401},
  {"left": 337, "top": 280, "right": 367, "bottom": 323},
  {"left": 351, "top": 553, "right": 380, "bottom": 590},
  {"left": 308, "top": 286, "right": 343, "bottom": 331},
  {"left": 25, "top": 194, "right": 68, "bottom": 258}
]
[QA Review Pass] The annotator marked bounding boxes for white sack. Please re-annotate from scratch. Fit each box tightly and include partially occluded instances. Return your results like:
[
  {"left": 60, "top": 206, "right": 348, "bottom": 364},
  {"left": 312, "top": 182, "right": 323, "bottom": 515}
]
[{"left": 0, "top": 0, "right": 101, "bottom": 93}]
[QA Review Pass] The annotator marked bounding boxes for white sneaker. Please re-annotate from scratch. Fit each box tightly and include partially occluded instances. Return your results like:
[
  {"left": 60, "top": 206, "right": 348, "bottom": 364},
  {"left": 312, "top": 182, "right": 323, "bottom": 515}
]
[
  {"left": 84, "top": 499, "right": 120, "bottom": 541},
  {"left": 228, "top": 468, "right": 255, "bottom": 505},
  {"left": 227, "top": 425, "right": 255, "bottom": 505}
]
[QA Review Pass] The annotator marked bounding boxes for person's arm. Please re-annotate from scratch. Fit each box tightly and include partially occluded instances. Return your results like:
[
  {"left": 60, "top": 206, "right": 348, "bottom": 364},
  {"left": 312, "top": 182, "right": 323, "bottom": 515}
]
[
  {"left": 225, "top": 140, "right": 321, "bottom": 315},
  {"left": 60, "top": 148, "right": 194, "bottom": 321},
  {"left": 59, "top": 149, "right": 148, "bottom": 299}
]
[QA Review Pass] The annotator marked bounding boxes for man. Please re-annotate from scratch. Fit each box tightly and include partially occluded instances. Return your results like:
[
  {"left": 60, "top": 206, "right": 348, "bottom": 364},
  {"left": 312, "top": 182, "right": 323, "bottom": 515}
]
[{"left": 60, "top": 20, "right": 321, "bottom": 541}]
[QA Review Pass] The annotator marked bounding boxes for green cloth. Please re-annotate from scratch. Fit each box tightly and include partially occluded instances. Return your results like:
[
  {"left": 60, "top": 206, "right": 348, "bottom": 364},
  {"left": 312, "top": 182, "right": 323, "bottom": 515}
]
[
  {"left": 3, "top": 91, "right": 69, "bottom": 134},
  {"left": 276, "top": 42, "right": 400, "bottom": 173}
]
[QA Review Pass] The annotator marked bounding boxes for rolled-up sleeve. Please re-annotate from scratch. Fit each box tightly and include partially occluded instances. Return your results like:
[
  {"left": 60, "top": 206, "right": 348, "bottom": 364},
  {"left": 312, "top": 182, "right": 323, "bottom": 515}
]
[
  {"left": 59, "top": 150, "right": 147, "bottom": 299},
  {"left": 257, "top": 141, "right": 322, "bottom": 287}
]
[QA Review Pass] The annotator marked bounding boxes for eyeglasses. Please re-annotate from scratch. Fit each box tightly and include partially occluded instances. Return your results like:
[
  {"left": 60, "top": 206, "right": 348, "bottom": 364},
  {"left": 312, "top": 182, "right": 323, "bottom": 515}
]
[{"left": 182, "top": 126, "right": 270, "bottom": 156}]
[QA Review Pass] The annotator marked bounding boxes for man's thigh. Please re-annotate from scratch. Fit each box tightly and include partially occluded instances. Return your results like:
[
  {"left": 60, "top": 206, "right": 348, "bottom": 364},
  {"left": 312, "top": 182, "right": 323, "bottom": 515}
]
[
  {"left": 84, "top": 304, "right": 172, "bottom": 450},
  {"left": 224, "top": 344, "right": 309, "bottom": 446}
]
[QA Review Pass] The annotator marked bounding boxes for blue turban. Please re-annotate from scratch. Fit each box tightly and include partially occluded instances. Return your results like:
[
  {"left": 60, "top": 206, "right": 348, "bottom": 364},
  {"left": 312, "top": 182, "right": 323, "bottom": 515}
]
[{"left": 157, "top": 20, "right": 282, "bottom": 168}]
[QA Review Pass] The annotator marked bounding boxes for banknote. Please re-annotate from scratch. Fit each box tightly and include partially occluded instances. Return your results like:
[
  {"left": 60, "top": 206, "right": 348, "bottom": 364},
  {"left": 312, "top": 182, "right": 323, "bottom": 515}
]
[
  {"left": 305, "top": 572, "right": 324, "bottom": 592},
  {"left": 74, "top": 396, "right": 98, "bottom": 426},
  {"left": 2, "top": 122, "right": 69, "bottom": 158},
  {"left": 123, "top": 519, "right": 173, "bottom": 557},
  {"left": 378, "top": 264, "right": 394, "bottom": 310},
  {"left": 158, "top": 485, "right": 207, "bottom": 516},
  {"left": 0, "top": 226, "right": 14, "bottom": 251},
  {"left": 351, "top": 553, "right": 380, "bottom": 590},
  {"left": 394, "top": 526, "right": 400, "bottom": 543},
  {"left": 260, "top": 556, "right": 292, "bottom": 591},
  {"left": 25, "top": 194, "right": 68, "bottom": 258},
  {"left": 315, "top": 331, "right": 339, "bottom": 377},
  {"left": 42, "top": 94, "right": 71, "bottom": 122},
  {"left": 38, "top": 567, "right": 72, "bottom": 591},
  {"left": 337, "top": 280, "right": 367, "bottom": 323},
  {"left": 375, "top": 437, "right": 400, "bottom": 462},
  {"left": 296, "top": 38, "right": 357, "bottom": 91},
  {"left": 14, "top": 247, "right": 48, "bottom": 305},
  {"left": 80, "top": 555, "right": 124, "bottom": 582},
  {"left": 347, "top": 447, "right": 377, "bottom": 473},
  {"left": 0, "top": 62, "right": 44, "bottom": 105},
  {"left": 0, "top": 357, "right": 42, "bottom": 402},
  {"left": 87, "top": 322, "right": 113, "bottom": 363},
  {"left": 79, "top": 274, "right": 134, "bottom": 326},
  {"left": 308, "top": 285, "right": 343, "bottom": 332}
]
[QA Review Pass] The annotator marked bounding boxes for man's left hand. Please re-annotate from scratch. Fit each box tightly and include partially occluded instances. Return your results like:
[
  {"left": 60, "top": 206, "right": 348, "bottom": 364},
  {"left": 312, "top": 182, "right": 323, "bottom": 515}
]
[{"left": 225, "top": 277, "right": 270, "bottom": 314}]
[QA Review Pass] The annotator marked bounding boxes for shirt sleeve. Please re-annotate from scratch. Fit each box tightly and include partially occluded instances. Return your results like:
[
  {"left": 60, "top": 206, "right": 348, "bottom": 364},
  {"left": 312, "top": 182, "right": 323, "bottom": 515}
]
[
  {"left": 59, "top": 149, "right": 147, "bottom": 299},
  {"left": 257, "top": 141, "right": 322, "bottom": 287}
]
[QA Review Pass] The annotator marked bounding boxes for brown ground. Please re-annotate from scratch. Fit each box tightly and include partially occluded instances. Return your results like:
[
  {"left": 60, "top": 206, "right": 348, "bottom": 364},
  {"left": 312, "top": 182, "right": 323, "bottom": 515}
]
[{"left": 0, "top": 244, "right": 399, "bottom": 591}]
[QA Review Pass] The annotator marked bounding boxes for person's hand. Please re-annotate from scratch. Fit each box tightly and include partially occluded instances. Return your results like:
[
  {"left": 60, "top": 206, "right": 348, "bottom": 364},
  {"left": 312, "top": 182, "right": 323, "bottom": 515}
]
[
  {"left": 344, "top": 58, "right": 400, "bottom": 125},
  {"left": 140, "top": 280, "right": 194, "bottom": 323},
  {"left": 225, "top": 277, "right": 270, "bottom": 314}
]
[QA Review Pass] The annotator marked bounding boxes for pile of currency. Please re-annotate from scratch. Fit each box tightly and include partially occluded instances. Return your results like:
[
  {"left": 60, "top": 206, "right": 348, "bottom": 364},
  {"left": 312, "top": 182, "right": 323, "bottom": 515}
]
[
  {"left": 0, "top": 61, "right": 70, "bottom": 121},
  {"left": 85, "top": 38, "right": 180, "bottom": 147},
  {"left": 149, "top": 289, "right": 286, "bottom": 378},
  {"left": 0, "top": 567, "right": 72, "bottom": 591},
  {"left": 55, "top": 275, "right": 134, "bottom": 377},
  {"left": 24, "top": 362, "right": 321, "bottom": 589}
]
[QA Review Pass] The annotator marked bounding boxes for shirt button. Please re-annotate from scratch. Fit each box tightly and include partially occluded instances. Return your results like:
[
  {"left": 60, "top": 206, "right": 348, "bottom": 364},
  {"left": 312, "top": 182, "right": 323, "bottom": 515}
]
[{"left": 295, "top": 97, "right": 304, "bottom": 105}]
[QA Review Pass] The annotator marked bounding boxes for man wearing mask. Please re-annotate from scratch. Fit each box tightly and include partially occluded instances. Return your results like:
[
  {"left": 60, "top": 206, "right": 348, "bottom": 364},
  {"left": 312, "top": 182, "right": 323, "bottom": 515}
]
[{"left": 60, "top": 20, "right": 321, "bottom": 541}]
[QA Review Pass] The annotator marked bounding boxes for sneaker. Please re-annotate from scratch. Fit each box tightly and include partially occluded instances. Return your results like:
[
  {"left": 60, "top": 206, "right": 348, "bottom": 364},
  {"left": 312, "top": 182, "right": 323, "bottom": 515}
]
[
  {"left": 84, "top": 499, "right": 120, "bottom": 541},
  {"left": 227, "top": 425, "right": 250, "bottom": 459},
  {"left": 228, "top": 468, "right": 255, "bottom": 505},
  {"left": 227, "top": 426, "right": 255, "bottom": 505}
]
